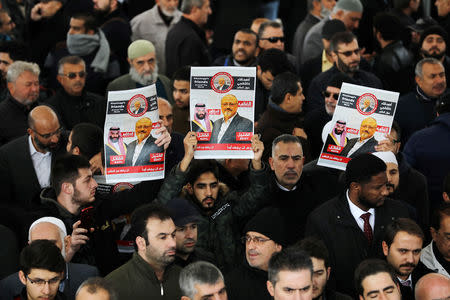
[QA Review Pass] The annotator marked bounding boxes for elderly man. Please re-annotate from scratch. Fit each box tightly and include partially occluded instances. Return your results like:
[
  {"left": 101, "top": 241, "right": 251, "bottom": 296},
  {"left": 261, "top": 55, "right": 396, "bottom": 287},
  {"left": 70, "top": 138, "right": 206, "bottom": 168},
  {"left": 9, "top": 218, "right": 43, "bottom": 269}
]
[
  {"left": 213, "top": 28, "right": 258, "bottom": 67},
  {"left": 0, "top": 61, "right": 40, "bottom": 145},
  {"left": 302, "top": 0, "right": 363, "bottom": 64},
  {"left": 226, "top": 208, "right": 285, "bottom": 300},
  {"left": 105, "top": 203, "right": 182, "bottom": 299},
  {"left": 46, "top": 56, "right": 105, "bottom": 130},
  {"left": 179, "top": 261, "right": 227, "bottom": 300},
  {"left": 210, "top": 94, "right": 253, "bottom": 144},
  {"left": 131, "top": 0, "right": 182, "bottom": 75},
  {"left": 107, "top": 40, "right": 173, "bottom": 103},
  {"left": 165, "top": 0, "right": 212, "bottom": 77},
  {"left": 125, "top": 117, "right": 164, "bottom": 166},
  {"left": 395, "top": 57, "right": 447, "bottom": 144},
  {"left": 415, "top": 273, "right": 450, "bottom": 300}
]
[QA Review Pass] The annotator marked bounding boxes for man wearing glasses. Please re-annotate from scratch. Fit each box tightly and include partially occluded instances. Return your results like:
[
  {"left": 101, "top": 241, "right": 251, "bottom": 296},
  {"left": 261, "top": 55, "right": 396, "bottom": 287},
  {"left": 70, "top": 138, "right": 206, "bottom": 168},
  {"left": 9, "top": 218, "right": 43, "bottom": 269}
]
[
  {"left": 46, "top": 55, "right": 105, "bottom": 130},
  {"left": 225, "top": 207, "right": 285, "bottom": 300},
  {"left": 17, "top": 240, "right": 66, "bottom": 300}
]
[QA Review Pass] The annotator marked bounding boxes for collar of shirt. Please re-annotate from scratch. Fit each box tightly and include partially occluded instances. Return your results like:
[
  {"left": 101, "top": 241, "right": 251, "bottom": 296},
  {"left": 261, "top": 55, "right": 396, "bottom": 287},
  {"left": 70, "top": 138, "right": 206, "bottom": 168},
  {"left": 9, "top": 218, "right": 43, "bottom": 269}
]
[
  {"left": 275, "top": 179, "right": 297, "bottom": 191},
  {"left": 28, "top": 135, "right": 51, "bottom": 157},
  {"left": 347, "top": 137, "right": 371, "bottom": 157},
  {"left": 346, "top": 190, "right": 375, "bottom": 232},
  {"left": 397, "top": 274, "right": 412, "bottom": 287}
]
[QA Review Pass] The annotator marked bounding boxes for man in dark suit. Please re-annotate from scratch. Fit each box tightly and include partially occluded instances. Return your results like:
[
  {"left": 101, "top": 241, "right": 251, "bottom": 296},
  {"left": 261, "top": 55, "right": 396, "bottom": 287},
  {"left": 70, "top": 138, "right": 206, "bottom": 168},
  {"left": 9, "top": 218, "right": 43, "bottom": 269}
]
[
  {"left": 341, "top": 117, "right": 378, "bottom": 157},
  {"left": 125, "top": 117, "right": 164, "bottom": 166},
  {"left": 305, "top": 153, "right": 410, "bottom": 297},
  {"left": 210, "top": 94, "right": 253, "bottom": 144}
]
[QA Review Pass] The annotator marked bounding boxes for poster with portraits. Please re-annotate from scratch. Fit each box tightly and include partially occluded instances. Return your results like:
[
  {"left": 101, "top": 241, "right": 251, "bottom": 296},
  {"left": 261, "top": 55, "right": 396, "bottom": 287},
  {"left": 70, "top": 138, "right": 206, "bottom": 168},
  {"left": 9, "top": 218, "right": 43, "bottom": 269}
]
[
  {"left": 104, "top": 85, "right": 164, "bottom": 183},
  {"left": 190, "top": 67, "right": 256, "bottom": 159},
  {"left": 317, "top": 83, "right": 399, "bottom": 171}
]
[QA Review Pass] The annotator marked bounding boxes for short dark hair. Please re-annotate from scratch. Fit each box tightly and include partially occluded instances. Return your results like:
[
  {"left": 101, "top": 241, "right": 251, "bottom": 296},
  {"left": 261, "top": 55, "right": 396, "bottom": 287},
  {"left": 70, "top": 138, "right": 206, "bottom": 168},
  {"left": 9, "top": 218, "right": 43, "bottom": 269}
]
[
  {"left": 130, "top": 203, "right": 172, "bottom": 250},
  {"left": 71, "top": 12, "right": 98, "bottom": 32},
  {"left": 0, "top": 40, "right": 28, "bottom": 61},
  {"left": 51, "top": 154, "right": 91, "bottom": 196},
  {"left": 444, "top": 172, "right": 450, "bottom": 195},
  {"left": 271, "top": 72, "right": 300, "bottom": 105},
  {"left": 20, "top": 240, "right": 65, "bottom": 275},
  {"left": 76, "top": 277, "right": 117, "bottom": 300},
  {"left": 345, "top": 153, "right": 387, "bottom": 188},
  {"left": 186, "top": 159, "right": 219, "bottom": 185},
  {"left": 173, "top": 65, "right": 191, "bottom": 82},
  {"left": 390, "top": 120, "right": 401, "bottom": 140},
  {"left": 383, "top": 218, "right": 424, "bottom": 247},
  {"left": 355, "top": 259, "right": 397, "bottom": 297},
  {"left": 258, "top": 21, "right": 283, "bottom": 38},
  {"left": 268, "top": 247, "right": 313, "bottom": 285},
  {"left": 330, "top": 31, "right": 357, "bottom": 53},
  {"left": 431, "top": 202, "right": 450, "bottom": 231},
  {"left": 235, "top": 28, "right": 259, "bottom": 45},
  {"left": 257, "top": 48, "right": 295, "bottom": 75},
  {"left": 296, "top": 237, "right": 330, "bottom": 268},
  {"left": 69, "top": 123, "right": 103, "bottom": 160},
  {"left": 271, "top": 134, "right": 302, "bottom": 157},
  {"left": 373, "top": 13, "right": 403, "bottom": 41}
]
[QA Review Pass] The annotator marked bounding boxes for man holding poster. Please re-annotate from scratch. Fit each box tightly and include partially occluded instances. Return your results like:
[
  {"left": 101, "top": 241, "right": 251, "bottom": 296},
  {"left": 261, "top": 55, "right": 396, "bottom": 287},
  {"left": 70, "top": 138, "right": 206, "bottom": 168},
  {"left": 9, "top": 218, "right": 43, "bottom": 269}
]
[{"left": 210, "top": 94, "right": 253, "bottom": 144}]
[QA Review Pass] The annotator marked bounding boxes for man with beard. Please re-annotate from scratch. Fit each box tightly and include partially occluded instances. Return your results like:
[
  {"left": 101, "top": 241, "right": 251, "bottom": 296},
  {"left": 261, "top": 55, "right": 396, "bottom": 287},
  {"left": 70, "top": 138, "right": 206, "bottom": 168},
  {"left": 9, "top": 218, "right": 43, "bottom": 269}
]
[
  {"left": 156, "top": 132, "right": 269, "bottom": 270},
  {"left": 395, "top": 57, "right": 447, "bottom": 145},
  {"left": 107, "top": 39, "right": 173, "bottom": 104},
  {"left": 172, "top": 66, "right": 191, "bottom": 134},
  {"left": 165, "top": 197, "right": 215, "bottom": 268},
  {"left": 307, "top": 32, "right": 382, "bottom": 113},
  {"left": 305, "top": 153, "right": 410, "bottom": 296},
  {"left": 417, "top": 25, "right": 450, "bottom": 88},
  {"left": 105, "top": 126, "right": 127, "bottom": 167},
  {"left": 46, "top": 56, "right": 105, "bottom": 130},
  {"left": 322, "top": 119, "right": 348, "bottom": 155},
  {"left": 105, "top": 203, "right": 182, "bottom": 299},
  {"left": 213, "top": 28, "right": 258, "bottom": 67},
  {"left": 125, "top": 117, "right": 164, "bottom": 166},
  {"left": 382, "top": 218, "right": 432, "bottom": 300},
  {"left": 92, "top": 0, "right": 131, "bottom": 74},
  {"left": 192, "top": 103, "right": 213, "bottom": 133},
  {"left": 131, "top": 0, "right": 182, "bottom": 75},
  {"left": 0, "top": 61, "right": 41, "bottom": 146},
  {"left": 210, "top": 94, "right": 253, "bottom": 144},
  {"left": 341, "top": 117, "right": 378, "bottom": 158}
]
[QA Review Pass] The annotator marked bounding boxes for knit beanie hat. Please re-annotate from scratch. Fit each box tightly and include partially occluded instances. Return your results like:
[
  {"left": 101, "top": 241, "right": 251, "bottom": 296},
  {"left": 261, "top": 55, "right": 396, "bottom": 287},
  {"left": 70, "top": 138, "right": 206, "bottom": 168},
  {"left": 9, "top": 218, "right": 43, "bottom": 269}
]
[
  {"left": 166, "top": 197, "right": 201, "bottom": 227},
  {"left": 128, "top": 40, "right": 155, "bottom": 60},
  {"left": 419, "top": 25, "right": 448, "bottom": 48},
  {"left": 244, "top": 207, "right": 287, "bottom": 246}
]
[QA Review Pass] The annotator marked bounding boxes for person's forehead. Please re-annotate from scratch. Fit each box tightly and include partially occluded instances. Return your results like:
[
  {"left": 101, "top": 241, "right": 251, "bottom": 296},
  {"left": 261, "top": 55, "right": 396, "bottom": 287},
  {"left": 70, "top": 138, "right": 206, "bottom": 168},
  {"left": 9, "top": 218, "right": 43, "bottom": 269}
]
[
  {"left": 424, "top": 34, "right": 444, "bottom": 41},
  {"left": 28, "top": 268, "right": 61, "bottom": 279},
  {"left": 422, "top": 62, "right": 445, "bottom": 75},
  {"left": 246, "top": 230, "right": 270, "bottom": 239},
  {"left": 344, "top": 11, "right": 362, "bottom": 20},
  {"left": 159, "top": 102, "right": 172, "bottom": 114},
  {"left": 17, "top": 70, "right": 38, "bottom": 81},
  {"left": 235, "top": 31, "right": 257, "bottom": 42},
  {"left": 391, "top": 230, "right": 422, "bottom": 246},
  {"left": 146, "top": 217, "right": 175, "bottom": 235},
  {"left": 194, "top": 171, "right": 218, "bottom": 184},
  {"left": 0, "top": 52, "right": 12, "bottom": 61},
  {"left": 30, "top": 223, "right": 61, "bottom": 240},
  {"left": 326, "top": 86, "right": 340, "bottom": 93},
  {"left": 133, "top": 51, "right": 156, "bottom": 62},
  {"left": 362, "top": 118, "right": 377, "bottom": 125},
  {"left": 195, "top": 280, "right": 225, "bottom": 296},
  {"left": 311, "top": 257, "right": 326, "bottom": 270},
  {"left": 63, "top": 63, "right": 85, "bottom": 71},
  {"left": 277, "top": 269, "right": 312, "bottom": 286},
  {"left": 173, "top": 80, "right": 189, "bottom": 89},
  {"left": 137, "top": 118, "right": 152, "bottom": 126},
  {"left": 337, "top": 39, "right": 358, "bottom": 50},
  {"left": 385, "top": 162, "right": 398, "bottom": 171},
  {"left": 222, "top": 96, "right": 237, "bottom": 103},
  {"left": 274, "top": 142, "right": 302, "bottom": 155},
  {"left": 262, "top": 26, "right": 283, "bottom": 37},
  {"left": 362, "top": 272, "right": 395, "bottom": 291},
  {"left": 71, "top": 18, "right": 85, "bottom": 26}
]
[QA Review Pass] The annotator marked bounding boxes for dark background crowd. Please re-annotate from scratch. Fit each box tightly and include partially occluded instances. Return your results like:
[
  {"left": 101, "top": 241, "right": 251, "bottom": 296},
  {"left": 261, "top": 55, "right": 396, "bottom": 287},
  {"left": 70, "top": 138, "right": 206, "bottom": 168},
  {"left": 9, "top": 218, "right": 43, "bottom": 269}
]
[{"left": 0, "top": 0, "right": 450, "bottom": 299}]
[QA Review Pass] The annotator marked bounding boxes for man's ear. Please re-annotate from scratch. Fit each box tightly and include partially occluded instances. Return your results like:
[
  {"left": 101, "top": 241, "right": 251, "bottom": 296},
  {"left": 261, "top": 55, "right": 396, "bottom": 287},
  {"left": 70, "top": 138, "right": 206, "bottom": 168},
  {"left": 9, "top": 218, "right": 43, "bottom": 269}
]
[
  {"left": 443, "top": 192, "right": 450, "bottom": 202},
  {"left": 326, "top": 267, "right": 331, "bottom": 280},
  {"left": 71, "top": 146, "right": 80, "bottom": 155},
  {"left": 135, "top": 236, "right": 146, "bottom": 252},
  {"left": 186, "top": 183, "right": 194, "bottom": 195},
  {"left": 267, "top": 280, "right": 275, "bottom": 296},
  {"left": 256, "top": 65, "right": 262, "bottom": 78},
  {"left": 382, "top": 241, "right": 389, "bottom": 256},
  {"left": 19, "top": 270, "right": 27, "bottom": 285},
  {"left": 62, "top": 182, "right": 74, "bottom": 195},
  {"left": 430, "top": 227, "right": 437, "bottom": 241},
  {"left": 181, "top": 297, "right": 191, "bottom": 300},
  {"left": 7, "top": 82, "right": 14, "bottom": 94},
  {"left": 269, "top": 157, "right": 274, "bottom": 171},
  {"left": 57, "top": 74, "right": 63, "bottom": 85}
]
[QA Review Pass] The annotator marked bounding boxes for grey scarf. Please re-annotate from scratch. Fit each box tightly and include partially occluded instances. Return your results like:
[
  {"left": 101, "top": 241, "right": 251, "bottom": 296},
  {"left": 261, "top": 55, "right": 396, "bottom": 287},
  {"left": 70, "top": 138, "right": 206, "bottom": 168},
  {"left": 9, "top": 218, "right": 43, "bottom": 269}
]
[{"left": 66, "top": 29, "right": 110, "bottom": 73}]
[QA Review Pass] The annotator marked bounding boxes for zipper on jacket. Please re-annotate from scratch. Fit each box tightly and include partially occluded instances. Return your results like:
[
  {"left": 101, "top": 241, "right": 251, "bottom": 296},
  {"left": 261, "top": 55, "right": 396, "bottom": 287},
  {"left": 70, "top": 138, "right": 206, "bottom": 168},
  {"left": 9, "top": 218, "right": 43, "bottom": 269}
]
[{"left": 160, "top": 283, "right": 164, "bottom": 296}]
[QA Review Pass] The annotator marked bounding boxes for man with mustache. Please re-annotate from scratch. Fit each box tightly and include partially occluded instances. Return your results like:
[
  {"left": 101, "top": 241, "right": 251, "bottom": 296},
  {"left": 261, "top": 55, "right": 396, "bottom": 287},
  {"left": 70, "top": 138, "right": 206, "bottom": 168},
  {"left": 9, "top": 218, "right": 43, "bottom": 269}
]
[
  {"left": 125, "top": 117, "right": 164, "bottom": 166},
  {"left": 341, "top": 117, "right": 378, "bottom": 158},
  {"left": 46, "top": 55, "right": 105, "bottom": 130},
  {"left": 105, "top": 203, "right": 182, "bottom": 299},
  {"left": 192, "top": 103, "right": 213, "bottom": 133},
  {"left": 395, "top": 57, "right": 448, "bottom": 145},
  {"left": 210, "top": 94, "right": 253, "bottom": 144},
  {"left": 213, "top": 28, "right": 258, "bottom": 67},
  {"left": 382, "top": 218, "right": 432, "bottom": 300}
]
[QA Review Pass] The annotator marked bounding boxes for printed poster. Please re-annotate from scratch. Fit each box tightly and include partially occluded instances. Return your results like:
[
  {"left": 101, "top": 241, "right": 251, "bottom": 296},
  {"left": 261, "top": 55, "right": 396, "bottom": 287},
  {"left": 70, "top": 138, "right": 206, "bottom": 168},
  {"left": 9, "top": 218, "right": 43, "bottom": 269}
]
[
  {"left": 104, "top": 85, "right": 164, "bottom": 183},
  {"left": 318, "top": 83, "right": 399, "bottom": 170},
  {"left": 190, "top": 67, "right": 256, "bottom": 159}
]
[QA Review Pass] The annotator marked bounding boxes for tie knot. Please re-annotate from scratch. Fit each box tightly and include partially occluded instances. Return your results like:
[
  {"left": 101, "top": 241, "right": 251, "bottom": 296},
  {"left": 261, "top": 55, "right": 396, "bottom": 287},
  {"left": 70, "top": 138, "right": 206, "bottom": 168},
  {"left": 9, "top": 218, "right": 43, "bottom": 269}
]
[{"left": 360, "top": 212, "right": 371, "bottom": 222}]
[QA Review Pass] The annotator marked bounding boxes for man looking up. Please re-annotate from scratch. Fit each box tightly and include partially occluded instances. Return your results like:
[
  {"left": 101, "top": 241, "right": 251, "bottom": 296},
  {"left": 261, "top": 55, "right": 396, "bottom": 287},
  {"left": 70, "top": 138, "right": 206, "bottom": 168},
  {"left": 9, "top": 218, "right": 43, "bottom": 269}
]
[
  {"left": 306, "top": 153, "right": 410, "bottom": 296},
  {"left": 165, "top": 0, "right": 212, "bottom": 77},
  {"left": 214, "top": 28, "right": 258, "bottom": 67},
  {"left": 105, "top": 203, "right": 181, "bottom": 299},
  {"left": 157, "top": 132, "right": 268, "bottom": 270},
  {"left": 107, "top": 40, "right": 173, "bottom": 103}
]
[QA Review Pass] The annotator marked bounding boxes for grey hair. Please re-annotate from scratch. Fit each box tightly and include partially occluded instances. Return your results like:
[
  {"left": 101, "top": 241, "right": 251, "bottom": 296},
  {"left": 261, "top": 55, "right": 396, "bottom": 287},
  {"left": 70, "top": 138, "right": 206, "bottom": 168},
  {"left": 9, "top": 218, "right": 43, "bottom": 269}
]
[
  {"left": 179, "top": 261, "right": 224, "bottom": 299},
  {"left": 76, "top": 277, "right": 117, "bottom": 300},
  {"left": 57, "top": 55, "right": 85, "bottom": 75},
  {"left": 307, "top": 0, "right": 320, "bottom": 12},
  {"left": 6, "top": 61, "right": 40, "bottom": 83},
  {"left": 181, "top": 0, "right": 205, "bottom": 14},
  {"left": 415, "top": 57, "right": 443, "bottom": 78}
]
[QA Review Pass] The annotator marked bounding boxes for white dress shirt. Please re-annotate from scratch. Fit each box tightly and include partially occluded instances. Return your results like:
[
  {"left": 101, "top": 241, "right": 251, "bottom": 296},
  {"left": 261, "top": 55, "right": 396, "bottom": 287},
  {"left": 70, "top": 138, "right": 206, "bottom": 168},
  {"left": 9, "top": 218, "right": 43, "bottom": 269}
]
[
  {"left": 346, "top": 190, "right": 375, "bottom": 232},
  {"left": 132, "top": 136, "right": 149, "bottom": 166},
  {"left": 28, "top": 135, "right": 52, "bottom": 188},
  {"left": 347, "top": 138, "right": 370, "bottom": 157},
  {"left": 217, "top": 114, "right": 236, "bottom": 142}
]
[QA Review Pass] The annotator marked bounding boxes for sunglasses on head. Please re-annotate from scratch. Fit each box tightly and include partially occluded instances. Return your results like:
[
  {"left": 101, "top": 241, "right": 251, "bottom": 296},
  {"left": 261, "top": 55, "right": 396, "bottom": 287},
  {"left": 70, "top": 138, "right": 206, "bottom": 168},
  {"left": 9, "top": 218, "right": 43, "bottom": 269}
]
[
  {"left": 322, "top": 91, "right": 339, "bottom": 100},
  {"left": 60, "top": 71, "right": 86, "bottom": 79},
  {"left": 261, "top": 36, "right": 285, "bottom": 43},
  {"left": 336, "top": 48, "right": 360, "bottom": 57}
]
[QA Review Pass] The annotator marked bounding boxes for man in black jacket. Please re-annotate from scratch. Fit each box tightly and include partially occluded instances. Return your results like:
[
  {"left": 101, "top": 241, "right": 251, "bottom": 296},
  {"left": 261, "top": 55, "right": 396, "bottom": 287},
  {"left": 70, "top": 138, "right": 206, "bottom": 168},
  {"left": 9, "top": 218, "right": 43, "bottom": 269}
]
[
  {"left": 165, "top": 0, "right": 211, "bottom": 77},
  {"left": 305, "top": 153, "right": 410, "bottom": 297}
]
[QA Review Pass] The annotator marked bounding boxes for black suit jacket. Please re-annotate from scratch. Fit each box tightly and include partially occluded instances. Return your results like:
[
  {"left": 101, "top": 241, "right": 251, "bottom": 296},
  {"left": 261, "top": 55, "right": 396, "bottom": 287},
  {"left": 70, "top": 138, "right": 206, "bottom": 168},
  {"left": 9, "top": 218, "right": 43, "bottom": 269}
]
[
  {"left": 305, "top": 193, "right": 410, "bottom": 297},
  {"left": 341, "top": 136, "right": 378, "bottom": 158},
  {"left": 210, "top": 113, "right": 253, "bottom": 144},
  {"left": 125, "top": 136, "right": 164, "bottom": 166}
]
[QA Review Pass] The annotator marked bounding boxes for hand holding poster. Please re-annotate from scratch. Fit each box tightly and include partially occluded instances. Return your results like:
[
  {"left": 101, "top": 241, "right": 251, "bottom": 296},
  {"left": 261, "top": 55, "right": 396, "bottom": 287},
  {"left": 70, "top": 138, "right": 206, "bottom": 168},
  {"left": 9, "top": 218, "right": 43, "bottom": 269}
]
[
  {"left": 104, "top": 85, "right": 165, "bottom": 183},
  {"left": 318, "top": 83, "right": 399, "bottom": 170},
  {"left": 190, "top": 67, "right": 256, "bottom": 159}
]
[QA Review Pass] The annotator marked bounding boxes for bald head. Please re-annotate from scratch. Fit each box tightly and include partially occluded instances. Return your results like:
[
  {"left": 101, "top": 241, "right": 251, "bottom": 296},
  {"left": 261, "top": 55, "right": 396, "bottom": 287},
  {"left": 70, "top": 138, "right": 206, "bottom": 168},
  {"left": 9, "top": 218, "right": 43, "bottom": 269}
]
[
  {"left": 415, "top": 273, "right": 450, "bottom": 300},
  {"left": 28, "top": 105, "right": 59, "bottom": 131},
  {"left": 27, "top": 105, "right": 62, "bottom": 153}
]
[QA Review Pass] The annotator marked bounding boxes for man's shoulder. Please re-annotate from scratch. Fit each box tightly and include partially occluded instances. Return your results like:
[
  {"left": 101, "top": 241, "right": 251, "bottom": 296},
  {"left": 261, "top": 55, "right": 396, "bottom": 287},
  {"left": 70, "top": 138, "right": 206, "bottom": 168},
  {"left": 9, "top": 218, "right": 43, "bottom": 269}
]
[
  {"left": 309, "top": 194, "right": 345, "bottom": 219},
  {"left": 131, "top": 5, "right": 158, "bottom": 24},
  {"left": 68, "top": 262, "right": 99, "bottom": 276},
  {"left": 0, "top": 135, "right": 28, "bottom": 153},
  {"left": 85, "top": 91, "right": 105, "bottom": 102},
  {"left": 107, "top": 74, "right": 135, "bottom": 91}
]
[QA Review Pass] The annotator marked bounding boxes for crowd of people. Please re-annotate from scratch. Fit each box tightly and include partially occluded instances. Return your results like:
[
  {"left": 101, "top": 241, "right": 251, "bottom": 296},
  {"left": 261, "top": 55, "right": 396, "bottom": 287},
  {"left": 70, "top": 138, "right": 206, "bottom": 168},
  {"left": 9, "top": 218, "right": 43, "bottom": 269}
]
[{"left": 0, "top": 0, "right": 450, "bottom": 299}]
